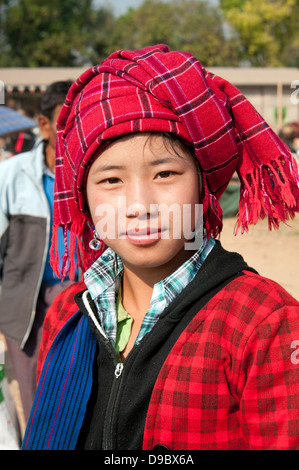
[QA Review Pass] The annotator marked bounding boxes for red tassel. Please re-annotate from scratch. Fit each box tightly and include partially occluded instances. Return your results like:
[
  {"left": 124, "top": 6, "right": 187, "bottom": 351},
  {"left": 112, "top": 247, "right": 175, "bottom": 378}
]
[
  {"left": 235, "top": 157, "right": 299, "bottom": 235},
  {"left": 49, "top": 226, "right": 61, "bottom": 278},
  {"left": 201, "top": 173, "right": 223, "bottom": 239}
]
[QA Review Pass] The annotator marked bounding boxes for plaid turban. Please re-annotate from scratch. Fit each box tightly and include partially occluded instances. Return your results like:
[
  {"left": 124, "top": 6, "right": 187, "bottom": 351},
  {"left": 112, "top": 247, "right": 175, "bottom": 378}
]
[{"left": 51, "top": 44, "right": 299, "bottom": 279}]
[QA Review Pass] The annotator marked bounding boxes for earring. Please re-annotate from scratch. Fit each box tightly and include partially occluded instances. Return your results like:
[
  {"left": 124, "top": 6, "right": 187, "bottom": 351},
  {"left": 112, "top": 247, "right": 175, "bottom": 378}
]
[{"left": 89, "top": 230, "right": 102, "bottom": 251}]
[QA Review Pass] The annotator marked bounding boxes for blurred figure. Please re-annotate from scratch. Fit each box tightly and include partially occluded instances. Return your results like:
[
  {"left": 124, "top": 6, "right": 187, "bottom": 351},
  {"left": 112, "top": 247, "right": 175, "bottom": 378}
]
[
  {"left": 279, "top": 122, "right": 299, "bottom": 158},
  {"left": 9, "top": 130, "right": 36, "bottom": 155},
  {"left": 0, "top": 136, "right": 12, "bottom": 162},
  {"left": 0, "top": 130, "right": 36, "bottom": 160},
  {"left": 0, "top": 81, "right": 78, "bottom": 423}
]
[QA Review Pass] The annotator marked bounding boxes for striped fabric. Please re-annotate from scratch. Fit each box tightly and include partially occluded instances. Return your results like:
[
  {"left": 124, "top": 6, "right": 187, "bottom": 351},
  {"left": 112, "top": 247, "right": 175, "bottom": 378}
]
[
  {"left": 51, "top": 45, "right": 299, "bottom": 280},
  {"left": 22, "top": 312, "right": 97, "bottom": 450},
  {"left": 84, "top": 237, "right": 215, "bottom": 349}
]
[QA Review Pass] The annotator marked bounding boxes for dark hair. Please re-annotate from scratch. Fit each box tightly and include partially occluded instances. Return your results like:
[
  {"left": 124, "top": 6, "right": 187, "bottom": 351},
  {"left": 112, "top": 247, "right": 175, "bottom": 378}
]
[{"left": 40, "top": 80, "right": 73, "bottom": 120}]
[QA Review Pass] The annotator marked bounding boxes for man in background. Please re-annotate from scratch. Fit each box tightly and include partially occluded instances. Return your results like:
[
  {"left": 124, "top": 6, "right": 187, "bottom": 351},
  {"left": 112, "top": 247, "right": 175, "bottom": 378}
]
[{"left": 0, "top": 81, "right": 78, "bottom": 423}]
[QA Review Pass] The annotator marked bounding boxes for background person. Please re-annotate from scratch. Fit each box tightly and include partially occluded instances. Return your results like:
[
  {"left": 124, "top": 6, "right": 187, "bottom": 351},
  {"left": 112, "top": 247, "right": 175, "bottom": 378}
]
[{"left": 0, "top": 81, "right": 78, "bottom": 423}]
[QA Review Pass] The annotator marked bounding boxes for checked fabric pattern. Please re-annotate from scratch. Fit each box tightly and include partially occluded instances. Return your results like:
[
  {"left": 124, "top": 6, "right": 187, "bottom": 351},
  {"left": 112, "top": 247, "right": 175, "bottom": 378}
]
[
  {"left": 51, "top": 45, "right": 299, "bottom": 279},
  {"left": 143, "top": 271, "right": 299, "bottom": 450},
  {"left": 35, "top": 271, "right": 299, "bottom": 450}
]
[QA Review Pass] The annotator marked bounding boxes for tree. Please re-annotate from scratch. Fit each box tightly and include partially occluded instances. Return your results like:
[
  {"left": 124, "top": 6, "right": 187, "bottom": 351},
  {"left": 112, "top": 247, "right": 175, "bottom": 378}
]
[
  {"left": 1, "top": 0, "right": 298, "bottom": 67},
  {"left": 0, "top": 0, "right": 112, "bottom": 66},
  {"left": 102, "top": 0, "right": 240, "bottom": 66},
  {"left": 219, "top": 0, "right": 299, "bottom": 66}
]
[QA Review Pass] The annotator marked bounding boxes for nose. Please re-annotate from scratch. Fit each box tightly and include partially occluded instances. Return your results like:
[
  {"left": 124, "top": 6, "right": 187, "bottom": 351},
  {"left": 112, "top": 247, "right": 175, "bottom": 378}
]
[
  {"left": 125, "top": 180, "right": 154, "bottom": 220},
  {"left": 127, "top": 201, "right": 148, "bottom": 219}
]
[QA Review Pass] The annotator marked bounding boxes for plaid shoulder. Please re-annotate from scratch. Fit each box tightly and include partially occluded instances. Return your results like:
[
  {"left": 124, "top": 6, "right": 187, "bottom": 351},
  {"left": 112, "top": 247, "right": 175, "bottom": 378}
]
[
  {"left": 37, "top": 280, "right": 86, "bottom": 383},
  {"left": 143, "top": 271, "right": 299, "bottom": 450},
  {"left": 223, "top": 268, "right": 298, "bottom": 307}
]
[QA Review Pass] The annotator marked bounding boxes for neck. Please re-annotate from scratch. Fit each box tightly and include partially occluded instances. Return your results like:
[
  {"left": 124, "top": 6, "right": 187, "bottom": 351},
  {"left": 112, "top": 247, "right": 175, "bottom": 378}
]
[
  {"left": 121, "top": 267, "right": 153, "bottom": 319},
  {"left": 44, "top": 142, "right": 56, "bottom": 173},
  {"left": 121, "top": 247, "right": 196, "bottom": 318}
]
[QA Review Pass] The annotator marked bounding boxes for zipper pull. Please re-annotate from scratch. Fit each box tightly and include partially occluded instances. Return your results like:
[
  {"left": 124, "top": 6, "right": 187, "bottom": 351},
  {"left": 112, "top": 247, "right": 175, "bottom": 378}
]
[{"left": 115, "top": 362, "right": 124, "bottom": 379}]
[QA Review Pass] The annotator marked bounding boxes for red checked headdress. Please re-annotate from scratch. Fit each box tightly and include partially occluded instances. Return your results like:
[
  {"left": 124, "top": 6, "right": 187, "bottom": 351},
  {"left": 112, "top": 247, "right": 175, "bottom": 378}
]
[{"left": 51, "top": 44, "right": 299, "bottom": 279}]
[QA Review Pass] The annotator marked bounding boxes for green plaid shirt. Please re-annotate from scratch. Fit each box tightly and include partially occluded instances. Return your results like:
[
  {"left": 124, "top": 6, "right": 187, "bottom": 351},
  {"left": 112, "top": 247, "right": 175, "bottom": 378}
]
[{"left": 84, "top": 237, "right": 216, "bottom": 349}]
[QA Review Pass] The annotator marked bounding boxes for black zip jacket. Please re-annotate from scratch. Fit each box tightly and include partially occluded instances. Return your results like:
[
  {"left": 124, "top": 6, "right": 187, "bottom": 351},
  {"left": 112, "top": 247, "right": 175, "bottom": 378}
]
[{"left": 75, "top": 242, "right": 255, "bottom": 450}]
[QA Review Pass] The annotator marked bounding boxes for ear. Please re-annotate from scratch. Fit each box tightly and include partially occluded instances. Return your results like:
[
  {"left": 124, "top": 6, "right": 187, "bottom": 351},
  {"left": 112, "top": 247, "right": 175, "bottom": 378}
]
[{"left": 38, "top": 115, "right": 51, "bottom": 140}]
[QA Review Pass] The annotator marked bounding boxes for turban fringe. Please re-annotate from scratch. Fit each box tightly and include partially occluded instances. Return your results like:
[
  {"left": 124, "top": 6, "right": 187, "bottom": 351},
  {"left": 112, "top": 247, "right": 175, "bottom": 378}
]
[{"left": 51, "top": 45, "right": 299, "bottom": 280}]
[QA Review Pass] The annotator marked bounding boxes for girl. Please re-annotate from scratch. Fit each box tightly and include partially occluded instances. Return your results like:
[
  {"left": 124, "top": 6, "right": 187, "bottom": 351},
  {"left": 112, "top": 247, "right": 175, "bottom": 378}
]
[{"left": 23, "top": 45, "right": 299, "bottom": 450}]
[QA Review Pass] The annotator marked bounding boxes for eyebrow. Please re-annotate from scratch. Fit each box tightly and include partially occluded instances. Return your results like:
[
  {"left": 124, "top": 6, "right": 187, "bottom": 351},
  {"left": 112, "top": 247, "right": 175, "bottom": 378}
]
[
  {"left": 91, "top": 163, "right": 126, "bottom": 174},
  {"left": 148, "top": 156, "right": 181, "bottom": 166},
  {"left": 92, "top": 156, "right": 181, "bottom": 174}
]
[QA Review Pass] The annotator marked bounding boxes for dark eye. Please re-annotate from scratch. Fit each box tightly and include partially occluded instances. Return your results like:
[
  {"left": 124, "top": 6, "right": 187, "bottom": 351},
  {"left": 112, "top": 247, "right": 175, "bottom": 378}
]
[
  {"left": 101, "top": 177, "right": 121, "bottom": 184},
  {"left": 156, "top": 171, "right": 174, "bottom": 179}
]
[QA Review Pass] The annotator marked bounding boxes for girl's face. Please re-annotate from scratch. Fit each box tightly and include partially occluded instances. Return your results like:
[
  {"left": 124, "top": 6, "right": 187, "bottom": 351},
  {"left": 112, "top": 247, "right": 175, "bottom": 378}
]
[{"left": 86, "top": 133, "right": 201, "bottom": 278}]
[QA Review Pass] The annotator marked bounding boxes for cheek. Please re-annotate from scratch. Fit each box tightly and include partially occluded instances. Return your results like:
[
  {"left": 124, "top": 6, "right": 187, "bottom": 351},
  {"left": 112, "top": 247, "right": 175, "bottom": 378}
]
[
  {"left": 86, "top": 186, "right": 98, "bottom": 225},
  {"left": 167, "top": 176, "right": 200, "bottom": 206},
  {"left": 188, "top": 174, "right": 200, "bottom": 204},
  {"left": 86, "top": 185, "right": 112, "bottom": 228},
  {"left": 87, "top": 190, "right": 121, "bottom": 241}
]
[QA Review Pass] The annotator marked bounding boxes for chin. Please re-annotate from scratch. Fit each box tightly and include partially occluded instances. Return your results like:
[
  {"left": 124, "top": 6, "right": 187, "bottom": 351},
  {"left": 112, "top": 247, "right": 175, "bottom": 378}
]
[{"left": 121, "top": 243, "right": 189, "bottom": 272}]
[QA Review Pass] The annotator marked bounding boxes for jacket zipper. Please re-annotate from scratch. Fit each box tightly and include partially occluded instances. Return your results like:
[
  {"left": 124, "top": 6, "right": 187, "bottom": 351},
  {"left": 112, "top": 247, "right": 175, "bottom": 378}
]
[
  {"left": 81, "top": 290, "right": 130, "bottom": 450},
  {"left": 102, "top": 361, "right": 124, "bottom": 450},
  {"left": 115, "top": 362, "right": 124, "bottom": 378}
]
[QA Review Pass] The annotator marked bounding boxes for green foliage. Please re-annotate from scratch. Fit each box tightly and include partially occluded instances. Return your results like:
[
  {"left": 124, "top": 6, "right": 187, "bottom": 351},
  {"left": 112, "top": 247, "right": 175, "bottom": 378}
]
[
  {"left": 100, "top": 0, "right": 240, "bottom": 66},
  {"left": 219, "top": 0, "right": 299, "bottom": 66},
  {"left": 0, "top": 0, "right": 299, "bottom": 67},
  {"left": 0, "top": 0, "right": 101, "bottom": 66}
]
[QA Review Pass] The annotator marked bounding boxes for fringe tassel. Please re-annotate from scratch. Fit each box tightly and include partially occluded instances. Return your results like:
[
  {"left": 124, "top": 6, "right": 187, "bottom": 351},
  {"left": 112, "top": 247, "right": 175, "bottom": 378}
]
[
  {"left": 50, "top": 216, "right": 107, "bottom": 281},
  {"left": 202, "top": 173, "right": 223, "bottom": 239},
  {"left": 50, "top": 226, "right": 60, "bottom": 279},
  {"left": 235, "top": 157, "right": 299, "bottom": 234},
  {"left": 50, "top": 224, "right": 72, "bottom": 281}
]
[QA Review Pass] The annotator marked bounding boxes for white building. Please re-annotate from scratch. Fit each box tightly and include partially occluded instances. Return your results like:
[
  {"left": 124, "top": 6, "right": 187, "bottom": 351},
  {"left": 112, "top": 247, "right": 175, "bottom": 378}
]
[{"left": 1, "top": 66, "right": 299, "bottom": 131}]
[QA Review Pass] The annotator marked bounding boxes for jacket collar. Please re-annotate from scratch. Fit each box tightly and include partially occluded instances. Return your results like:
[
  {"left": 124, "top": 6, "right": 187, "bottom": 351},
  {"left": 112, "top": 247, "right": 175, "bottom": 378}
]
[{"left": 21, "top": 138, "right": 46, "bottom": 183}]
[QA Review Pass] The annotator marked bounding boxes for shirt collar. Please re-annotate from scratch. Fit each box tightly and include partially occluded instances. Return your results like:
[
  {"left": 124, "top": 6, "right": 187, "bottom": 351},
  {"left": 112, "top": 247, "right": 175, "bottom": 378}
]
[
  {"left": 84, "top": 247, "right": 123, "bottom": 300},
  {"left": 43, "top": 160, "right": 55, "bottom": 178},
  {"left": 84, "top": 237, "right": 215, "bottom": 346},
  {"left": 84, "top": 237, "right": 214, "bottom": 302}
]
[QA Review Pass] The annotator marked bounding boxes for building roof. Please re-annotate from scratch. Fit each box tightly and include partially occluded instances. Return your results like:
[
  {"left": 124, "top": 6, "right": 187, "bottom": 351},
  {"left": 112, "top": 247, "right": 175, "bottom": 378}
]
[
  {"left": 209, "top": 67, "right": 299, "bottom": 86},
  {"left": 0, "top": 67, "right": 88, "bottom": 92},
  {"left": 0, "top": 66, "right": 298, "bottom": 92}
]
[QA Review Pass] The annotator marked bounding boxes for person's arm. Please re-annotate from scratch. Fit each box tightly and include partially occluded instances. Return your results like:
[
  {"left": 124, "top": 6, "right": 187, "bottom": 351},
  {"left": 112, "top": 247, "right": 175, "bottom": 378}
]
[
  {"left": 240, "top": 303, "right": 299, "bottom": 449},
  {"left": 0, "top": 178, "right": 9, "bottom": 296}
]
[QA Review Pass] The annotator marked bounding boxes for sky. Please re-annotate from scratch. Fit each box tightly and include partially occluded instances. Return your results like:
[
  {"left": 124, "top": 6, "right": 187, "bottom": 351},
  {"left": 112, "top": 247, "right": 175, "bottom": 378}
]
[
  {"left": 93, "top": 0, "right": 144, "bottom": 16},
  {"left": 93, "top": 0, "right": 218, "bottom": 16}
]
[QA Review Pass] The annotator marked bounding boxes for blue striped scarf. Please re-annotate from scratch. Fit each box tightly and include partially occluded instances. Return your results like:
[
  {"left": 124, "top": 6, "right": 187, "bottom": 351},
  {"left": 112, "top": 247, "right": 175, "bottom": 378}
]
[{"left": 22, "top": 312, "right": 97, "bottom": 450}]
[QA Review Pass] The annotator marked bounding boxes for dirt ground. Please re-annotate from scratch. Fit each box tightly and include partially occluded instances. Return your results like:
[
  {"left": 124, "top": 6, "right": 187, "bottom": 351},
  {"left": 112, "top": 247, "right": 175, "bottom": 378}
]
[
  {"left": 0, "top": 339, "right": 26, "bottom": 439},
  {"left": 220, "top": 215, "right": 299, "bottom": 301},
  {"left": 1, "top": 214, "right": 299, "bottom": 442}
]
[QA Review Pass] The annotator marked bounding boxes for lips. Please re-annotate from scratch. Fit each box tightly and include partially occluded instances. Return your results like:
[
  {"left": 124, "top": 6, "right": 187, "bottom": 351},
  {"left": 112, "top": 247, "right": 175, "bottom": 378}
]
[
  {"left": 126, "top": 227, "right": 160, "bottom": 237},
  {"left": 124, "top": 226, "right": 166, "bottom": 245}
]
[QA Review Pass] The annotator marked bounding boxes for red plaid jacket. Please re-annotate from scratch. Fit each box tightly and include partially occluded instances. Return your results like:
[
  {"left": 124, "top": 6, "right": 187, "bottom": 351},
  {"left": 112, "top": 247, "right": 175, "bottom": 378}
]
[{"left": 37, "top": 271, "right": 299, "bottom": 450}]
